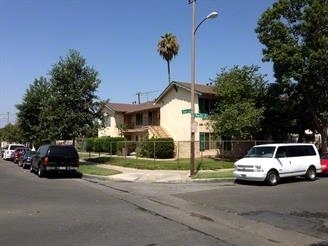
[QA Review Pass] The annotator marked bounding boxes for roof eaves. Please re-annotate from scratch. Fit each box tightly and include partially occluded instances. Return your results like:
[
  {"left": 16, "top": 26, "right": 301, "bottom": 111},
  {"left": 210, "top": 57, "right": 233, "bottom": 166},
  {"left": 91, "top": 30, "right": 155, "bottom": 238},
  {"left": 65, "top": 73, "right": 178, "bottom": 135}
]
[
  {"left": 155, "top": 81, "right": 207, "bottom": 103},
  {"left": 126, "top": 103, "right": 160, "bottom": 114}
]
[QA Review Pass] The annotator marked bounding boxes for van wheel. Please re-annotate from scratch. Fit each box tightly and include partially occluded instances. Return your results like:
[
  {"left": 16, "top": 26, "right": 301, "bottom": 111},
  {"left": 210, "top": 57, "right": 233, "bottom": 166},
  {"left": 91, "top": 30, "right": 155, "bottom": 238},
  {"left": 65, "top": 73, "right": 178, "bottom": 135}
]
[
  {"left": 305, "top": 166, "right": 316, "bottom": 181},
  {"left": 265, "top": 170, "right": 279, "bottom": 186}
]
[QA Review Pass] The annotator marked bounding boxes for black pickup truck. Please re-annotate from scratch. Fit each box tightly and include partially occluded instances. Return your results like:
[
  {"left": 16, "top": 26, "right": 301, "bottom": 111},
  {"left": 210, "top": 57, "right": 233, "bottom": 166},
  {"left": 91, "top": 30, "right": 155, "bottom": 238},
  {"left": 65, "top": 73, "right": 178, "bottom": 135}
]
[{"left": 30, "top": 144, "right": 80, "bottom": 177}]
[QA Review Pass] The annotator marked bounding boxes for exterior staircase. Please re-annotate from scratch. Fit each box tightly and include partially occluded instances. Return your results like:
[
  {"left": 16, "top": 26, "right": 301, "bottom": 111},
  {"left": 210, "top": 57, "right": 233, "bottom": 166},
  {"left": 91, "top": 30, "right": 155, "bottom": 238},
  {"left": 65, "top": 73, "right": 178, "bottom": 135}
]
[{"left": 147, "top": 126, "right": 171, "bottom": 138}]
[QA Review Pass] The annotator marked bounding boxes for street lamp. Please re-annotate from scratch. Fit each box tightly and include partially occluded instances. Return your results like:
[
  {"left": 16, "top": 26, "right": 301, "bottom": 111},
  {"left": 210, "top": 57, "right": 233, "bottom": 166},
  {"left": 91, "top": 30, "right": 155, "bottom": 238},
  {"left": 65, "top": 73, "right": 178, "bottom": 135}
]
[{"left": 189, "top": 0, "right": 218, "bottom": 176}]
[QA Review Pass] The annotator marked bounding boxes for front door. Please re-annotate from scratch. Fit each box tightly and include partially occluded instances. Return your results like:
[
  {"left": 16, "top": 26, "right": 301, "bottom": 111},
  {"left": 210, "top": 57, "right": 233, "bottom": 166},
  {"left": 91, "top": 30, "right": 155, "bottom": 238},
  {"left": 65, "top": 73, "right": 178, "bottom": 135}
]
[{"left": 275, "top": 146, "right": 294, "bottom": 177}]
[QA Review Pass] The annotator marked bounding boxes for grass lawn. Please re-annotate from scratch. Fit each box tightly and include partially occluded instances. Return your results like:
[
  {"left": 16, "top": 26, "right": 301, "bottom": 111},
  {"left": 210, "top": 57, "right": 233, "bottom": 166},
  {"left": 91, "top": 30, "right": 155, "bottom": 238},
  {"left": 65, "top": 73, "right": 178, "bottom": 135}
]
[
  {"left": 192, "top": 170, "right": 234, "bottom": 179},
  {"left": 78, "top": 164, "right": 121, "bottom": 176},
  {"left": 81, "top": 155, "right": 234, "bottom": 171},
  {"left": 78, "top": 153, "right": 235, "bottom": 179}
]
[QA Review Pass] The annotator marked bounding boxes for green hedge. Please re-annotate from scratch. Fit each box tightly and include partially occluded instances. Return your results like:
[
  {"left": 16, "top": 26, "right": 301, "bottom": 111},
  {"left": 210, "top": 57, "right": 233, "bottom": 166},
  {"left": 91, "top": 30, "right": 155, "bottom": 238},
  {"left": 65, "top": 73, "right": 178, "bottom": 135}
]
[
  {"left": 84, "top": 137, "right": 125, "bottom": 154},
  {"left": 139, "top": 138, "right": 174, "bottom": 159},
  {"left": 83, "top": 137, "right": 174, "bottom": 159}
]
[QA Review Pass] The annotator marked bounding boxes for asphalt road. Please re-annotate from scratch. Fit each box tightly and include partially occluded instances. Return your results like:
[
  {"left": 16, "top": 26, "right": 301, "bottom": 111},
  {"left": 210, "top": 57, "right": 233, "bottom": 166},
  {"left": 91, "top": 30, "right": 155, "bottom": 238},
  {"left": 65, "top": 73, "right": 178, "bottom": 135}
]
[
  {"left": 1, "top": 158, "right": 328, "bottom": 246},
  {"left": 0, "top": 159, "right": 232, "bottom": 246}
]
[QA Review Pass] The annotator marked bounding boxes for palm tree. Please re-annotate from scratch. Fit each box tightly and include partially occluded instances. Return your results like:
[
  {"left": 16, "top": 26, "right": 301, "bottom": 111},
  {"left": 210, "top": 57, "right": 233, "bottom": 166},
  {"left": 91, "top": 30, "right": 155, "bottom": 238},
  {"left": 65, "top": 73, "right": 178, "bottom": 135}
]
[{"left": 157, "top": 33, "right": 179, "bottom": 83}]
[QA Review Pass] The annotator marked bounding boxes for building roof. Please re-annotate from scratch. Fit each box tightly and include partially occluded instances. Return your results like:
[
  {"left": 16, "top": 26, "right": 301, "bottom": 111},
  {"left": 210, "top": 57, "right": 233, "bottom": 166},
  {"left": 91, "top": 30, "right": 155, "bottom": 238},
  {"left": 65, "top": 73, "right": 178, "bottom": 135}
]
[
  {"left": 175, "top": 81, "right": 216, "bottom": 94},
  {"left": 154, "top": 81, "right": 216, "bottom": 103},
  {"left": 104, "top": 81, "right": 216, "bottom": 114},
  {"left": 105, "top": 101, "right": 160, "bottom": 114}
]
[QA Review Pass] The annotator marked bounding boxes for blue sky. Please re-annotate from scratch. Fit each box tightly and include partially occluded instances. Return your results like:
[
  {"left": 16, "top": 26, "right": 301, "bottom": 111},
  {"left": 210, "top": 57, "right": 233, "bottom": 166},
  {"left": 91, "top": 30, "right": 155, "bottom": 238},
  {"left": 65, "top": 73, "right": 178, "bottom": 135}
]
[{"left": 0, "top": 0, "right": 276, "bottom": 127}]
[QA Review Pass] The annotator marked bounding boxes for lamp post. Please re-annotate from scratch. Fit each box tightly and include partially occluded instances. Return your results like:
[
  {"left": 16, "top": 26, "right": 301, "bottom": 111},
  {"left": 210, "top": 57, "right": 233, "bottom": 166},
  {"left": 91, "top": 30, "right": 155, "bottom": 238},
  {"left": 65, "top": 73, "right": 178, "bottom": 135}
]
[{"left": 189, "top": 0, "right": 218, "bottom": 176}]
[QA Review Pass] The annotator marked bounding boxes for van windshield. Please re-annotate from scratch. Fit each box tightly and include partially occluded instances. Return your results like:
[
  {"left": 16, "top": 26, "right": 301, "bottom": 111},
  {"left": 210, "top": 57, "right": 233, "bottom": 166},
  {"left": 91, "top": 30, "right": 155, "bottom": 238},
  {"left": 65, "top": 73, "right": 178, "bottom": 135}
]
[{"left": 245, "top": 146, "right": 276, "bottom": 158}]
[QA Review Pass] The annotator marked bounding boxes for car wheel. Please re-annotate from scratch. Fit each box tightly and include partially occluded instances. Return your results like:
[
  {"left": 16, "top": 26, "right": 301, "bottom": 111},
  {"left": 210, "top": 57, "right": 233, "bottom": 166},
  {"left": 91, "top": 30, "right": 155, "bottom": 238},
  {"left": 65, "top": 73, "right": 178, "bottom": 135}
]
[
  {"left": 265, "top": 170, "right": 279, "bottom": 186},
  {"left": 22, "top": 161, "right": 26, "bottom": 169},
  {"left": 305, "top": 166, "right": 316, "bottom": 181},
  {"left": 38, "top": 165, "right": 45, "bottom": 178}
]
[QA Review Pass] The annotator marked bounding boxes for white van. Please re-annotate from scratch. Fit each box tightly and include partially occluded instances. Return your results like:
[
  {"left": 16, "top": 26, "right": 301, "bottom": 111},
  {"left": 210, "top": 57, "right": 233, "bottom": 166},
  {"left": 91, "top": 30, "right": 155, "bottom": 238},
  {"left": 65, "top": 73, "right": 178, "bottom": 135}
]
[
  {"left": 3, "top": 144, "right": 25, "bottom": 161},
  {"left": 233, "top": 143, "right": 322, "bottom": 185}
]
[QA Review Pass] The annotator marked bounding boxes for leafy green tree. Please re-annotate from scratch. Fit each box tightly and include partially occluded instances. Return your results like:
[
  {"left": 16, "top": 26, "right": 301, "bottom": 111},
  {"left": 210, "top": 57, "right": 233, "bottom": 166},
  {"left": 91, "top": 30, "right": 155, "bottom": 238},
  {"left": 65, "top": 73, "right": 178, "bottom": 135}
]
[
  {"left": 263, "top": 81, "right": 315, "bottom": 142},
  {"left": 256, "top": 0, "right": 328, "bottom": 151},
  {"left": 261, "top": 82, "right": 294, "bottom": 141},
  {"left": 210, "top": 65, "right": 267, "bottom": 139},
  {"left": 48, "top": 49, "right": 104, "bottom": 144},
  {"left": 1, "top": 123, "right": 23, "bottom": 143},
  {"left": 16, "top": 77, "right": 51, "bottom": 147},
  {"left": 157, "top": 33, "right": 179, "bottom": 83}
]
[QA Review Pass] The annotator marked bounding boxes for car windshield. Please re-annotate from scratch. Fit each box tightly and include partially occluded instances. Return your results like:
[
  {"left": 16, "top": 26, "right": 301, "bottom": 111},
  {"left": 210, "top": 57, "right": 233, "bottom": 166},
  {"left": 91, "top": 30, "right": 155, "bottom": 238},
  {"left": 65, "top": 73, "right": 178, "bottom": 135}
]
[
  {"left": 25, "top": 151, "right": 37, "bottom": 156},
  {"left": 320, "top": 153, "right": 328, "bottom": 159},
  {"left": 9, "top": 145, "right": 24, "bottom": 150},
  {"left": 244, "top": 146, "right": 276, "bottom": 158}
]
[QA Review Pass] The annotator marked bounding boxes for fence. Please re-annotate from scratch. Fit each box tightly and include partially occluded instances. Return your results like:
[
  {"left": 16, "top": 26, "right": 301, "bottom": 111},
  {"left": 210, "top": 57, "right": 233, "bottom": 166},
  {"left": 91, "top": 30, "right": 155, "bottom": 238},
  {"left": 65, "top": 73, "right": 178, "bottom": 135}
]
[{"left": 77, "top": 139, "right": 275, "bottom": 160}]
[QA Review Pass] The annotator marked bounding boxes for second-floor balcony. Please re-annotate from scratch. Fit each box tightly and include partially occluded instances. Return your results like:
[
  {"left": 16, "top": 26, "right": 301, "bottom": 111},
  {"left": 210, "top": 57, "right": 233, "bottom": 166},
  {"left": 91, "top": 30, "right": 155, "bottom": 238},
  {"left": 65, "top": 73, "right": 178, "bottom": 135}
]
[{"left": 124, "top": 109, "right": 160, "bottom": 130}]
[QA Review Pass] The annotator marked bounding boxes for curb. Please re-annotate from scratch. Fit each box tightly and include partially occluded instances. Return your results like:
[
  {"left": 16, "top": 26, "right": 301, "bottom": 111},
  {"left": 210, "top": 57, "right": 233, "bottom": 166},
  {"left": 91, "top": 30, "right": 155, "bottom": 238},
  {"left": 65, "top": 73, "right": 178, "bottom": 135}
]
[{"left": 81, "top": 173, "right": 235, "bottom": 184}]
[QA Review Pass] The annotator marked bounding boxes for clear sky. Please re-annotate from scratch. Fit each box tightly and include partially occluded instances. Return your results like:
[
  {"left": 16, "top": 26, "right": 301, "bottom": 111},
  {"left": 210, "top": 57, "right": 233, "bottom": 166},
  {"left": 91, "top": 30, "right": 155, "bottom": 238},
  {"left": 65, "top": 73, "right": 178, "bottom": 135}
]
[{"left": 0, "top": 0, "right": 276, "bottom": 127}]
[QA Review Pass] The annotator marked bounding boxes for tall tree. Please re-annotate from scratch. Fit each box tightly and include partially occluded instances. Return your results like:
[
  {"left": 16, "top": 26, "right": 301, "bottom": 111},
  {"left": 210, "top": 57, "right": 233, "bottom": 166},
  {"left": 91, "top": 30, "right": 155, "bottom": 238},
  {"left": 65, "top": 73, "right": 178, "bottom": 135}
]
[
  {"left": 256, "top": 0, "right": 328, "bottom": 151},
  {"left": 210, "top": 65, "right": 267, "bottom": 139},
  {"left": 48, "top": 49, "right": 104, "bottom": 144},
  {"left": 157, "top": 33, "right": 179, "bottom": 83}
]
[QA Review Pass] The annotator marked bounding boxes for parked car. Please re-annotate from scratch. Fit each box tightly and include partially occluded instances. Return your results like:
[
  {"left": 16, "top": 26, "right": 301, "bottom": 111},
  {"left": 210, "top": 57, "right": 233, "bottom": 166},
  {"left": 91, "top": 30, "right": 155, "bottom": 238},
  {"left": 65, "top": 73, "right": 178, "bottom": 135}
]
[
  {"left": 234, "top": 143, "right": 322, "bottom": 185},
  {"left": 30, "top": 144, "right": 80, "bottom": 177},
  {"left": 12, "top": 147, "right": 30, "bottom": 164},
  {"left": 3, "top": 144, "right": 26, "bottom": 161},
  {"left": 18, "top": 150, "right": 37, "bottom": 169},
  {"left": 1, "top": 147, "right": 7, "bottom": 158},
  {"left": 320, "top": 152, "right": 328, "bottom": 174}
]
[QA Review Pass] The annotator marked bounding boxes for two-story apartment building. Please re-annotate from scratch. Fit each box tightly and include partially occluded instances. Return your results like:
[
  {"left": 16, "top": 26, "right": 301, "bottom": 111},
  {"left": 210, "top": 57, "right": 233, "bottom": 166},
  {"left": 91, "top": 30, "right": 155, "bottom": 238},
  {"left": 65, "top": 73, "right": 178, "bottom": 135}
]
[
  {"left": 98, "top": 101, "right": 170, "bottom": 141},
  {"left": 98, "top": 81, "right": 218, "bottom": 157}
]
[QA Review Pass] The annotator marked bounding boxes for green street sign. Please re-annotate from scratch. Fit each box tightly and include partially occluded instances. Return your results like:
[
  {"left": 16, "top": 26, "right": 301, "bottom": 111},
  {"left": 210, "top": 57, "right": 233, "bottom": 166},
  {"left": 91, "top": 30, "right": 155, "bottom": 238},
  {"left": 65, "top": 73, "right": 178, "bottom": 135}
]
[
  {"left": 195, "top": 113, "right": 209, "bottom": 119},
  {"left": 181, "top": 109, "right": 191, "bottom": 114}
]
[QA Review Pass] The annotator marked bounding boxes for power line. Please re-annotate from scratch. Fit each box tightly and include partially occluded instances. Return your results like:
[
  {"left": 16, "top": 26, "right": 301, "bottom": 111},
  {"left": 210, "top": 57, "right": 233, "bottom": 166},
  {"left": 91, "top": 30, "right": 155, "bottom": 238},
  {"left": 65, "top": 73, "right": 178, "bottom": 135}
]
[
  {"left": 135, "top": 90, "right": 160, "bottom": 104},
  {"left": 0, "top": 112, "right": 16, "bottom": 127}
]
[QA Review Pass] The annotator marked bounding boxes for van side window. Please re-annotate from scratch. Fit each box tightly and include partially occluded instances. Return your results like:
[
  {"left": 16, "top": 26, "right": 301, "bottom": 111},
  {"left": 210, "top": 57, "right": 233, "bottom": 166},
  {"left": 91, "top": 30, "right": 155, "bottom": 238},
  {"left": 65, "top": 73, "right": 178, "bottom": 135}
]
[
  {"left": 275, "top": 147, "right": 287, "bottom": 158},
  {"left": 303, "top": 146, "right": 316, "bottom": 156},
  {"left": 286, "top": 145, "right": 316, "bottom": 157}
]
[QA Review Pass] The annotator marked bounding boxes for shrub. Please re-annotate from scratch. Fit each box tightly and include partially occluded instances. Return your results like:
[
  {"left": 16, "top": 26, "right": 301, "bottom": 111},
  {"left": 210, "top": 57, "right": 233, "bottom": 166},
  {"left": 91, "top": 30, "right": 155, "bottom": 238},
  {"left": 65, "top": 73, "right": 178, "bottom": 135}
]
[
  {"left": 85, "top": 138, "right": 94, "bottom": 152},
  {"left": 93, "top": 138, "right": 103, "bottom": 153},
  {"left": 108, "top": 137, "right": 125, "bottom": 155},
  {"left": 101, "top": 137, "right": 111, "bottom": 153},
  {"left": 140, "top": 138, "right": 174, "bottom": 159}
]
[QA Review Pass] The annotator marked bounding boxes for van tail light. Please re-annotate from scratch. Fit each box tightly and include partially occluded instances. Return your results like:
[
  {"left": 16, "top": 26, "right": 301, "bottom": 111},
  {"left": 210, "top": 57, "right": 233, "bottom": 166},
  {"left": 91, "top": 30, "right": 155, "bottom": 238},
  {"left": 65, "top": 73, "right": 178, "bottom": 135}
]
[{"left": 44, "top": 157, "right": 49, "bottom": 165}]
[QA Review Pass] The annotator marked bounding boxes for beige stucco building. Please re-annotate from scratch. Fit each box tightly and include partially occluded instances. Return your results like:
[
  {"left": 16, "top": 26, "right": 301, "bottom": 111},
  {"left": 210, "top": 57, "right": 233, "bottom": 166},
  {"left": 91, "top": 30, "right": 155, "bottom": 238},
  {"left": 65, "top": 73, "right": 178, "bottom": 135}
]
[{"left": 98, "top": 81, "right": 218, "bottom": 157}]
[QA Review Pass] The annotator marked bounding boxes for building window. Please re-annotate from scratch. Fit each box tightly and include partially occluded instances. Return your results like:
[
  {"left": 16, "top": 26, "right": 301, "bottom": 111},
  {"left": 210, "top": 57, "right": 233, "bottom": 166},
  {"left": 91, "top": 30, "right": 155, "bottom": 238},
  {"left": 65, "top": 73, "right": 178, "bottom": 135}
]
[
  {"left": 199, "top": 132, "right": 217, "bottom": 151},
  {"left": 198, "top": 98, "right": 217, "bottom": 114},
  {"left": 104, "top": 115, "right": 111, "bottom": 127},
  {"left": 148, "top": 111, "right": 153, "bottom": 125},
  {"left": 136, "top": 113, "right": 143, "bottom": 126}
]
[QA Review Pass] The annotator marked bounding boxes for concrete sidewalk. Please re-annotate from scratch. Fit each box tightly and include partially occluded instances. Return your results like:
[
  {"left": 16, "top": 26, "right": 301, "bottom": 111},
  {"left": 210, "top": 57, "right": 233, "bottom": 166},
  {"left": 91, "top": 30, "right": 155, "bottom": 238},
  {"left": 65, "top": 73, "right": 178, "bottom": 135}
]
[
  {"left": 84, "top": 163, "right": 234, "bottom": 183},
  {"left": 96, "top": 164, "right": 192, "bottom": 183}
]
